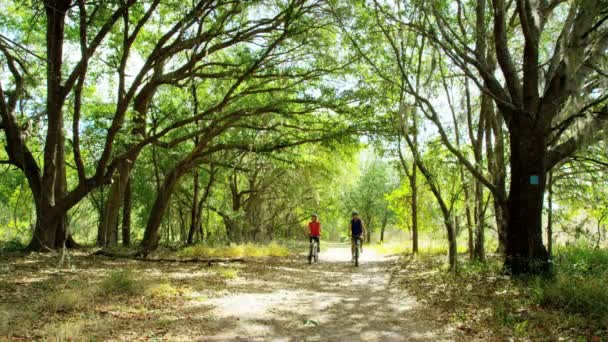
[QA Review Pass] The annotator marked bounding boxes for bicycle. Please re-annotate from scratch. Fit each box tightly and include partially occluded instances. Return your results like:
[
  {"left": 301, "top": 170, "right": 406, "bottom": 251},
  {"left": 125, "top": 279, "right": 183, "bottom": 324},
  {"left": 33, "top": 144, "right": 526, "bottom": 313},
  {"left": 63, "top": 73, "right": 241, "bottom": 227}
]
[
  {"left": 352, "top": 234, "right": 362, "bottom": 267},
  {"left": 308, "top": 237, "right": 319, "bottom": 264}
]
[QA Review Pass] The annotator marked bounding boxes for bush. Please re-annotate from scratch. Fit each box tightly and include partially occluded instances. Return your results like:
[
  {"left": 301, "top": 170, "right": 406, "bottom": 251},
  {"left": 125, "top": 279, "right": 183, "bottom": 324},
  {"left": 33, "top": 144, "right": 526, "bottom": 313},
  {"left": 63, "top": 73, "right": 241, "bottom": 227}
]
[
  {"left": 532, "top": 245, "right": 608, "bottom": 327},
  {"left": 553, "top": 244, "right": 608, "bottom": 276},
  {"left": 533, "top": 275, "right": 608, "bottom": 321},
  {"left": 99, "top": 269, "right": 140, "bottom": 295},
  {"left": 46, "top": 288, "right": 89, "bottom": 312},
  {"left": 0, "top": 238, "right": 25, "bottom": 253}
]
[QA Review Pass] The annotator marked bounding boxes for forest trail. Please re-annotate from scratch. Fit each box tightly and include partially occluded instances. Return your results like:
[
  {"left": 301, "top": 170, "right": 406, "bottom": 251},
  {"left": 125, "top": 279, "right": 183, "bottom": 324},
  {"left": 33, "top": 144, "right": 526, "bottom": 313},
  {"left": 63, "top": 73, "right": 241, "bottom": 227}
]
[{"left": 199, "top": 244, "right": 456, "bottom": 341}]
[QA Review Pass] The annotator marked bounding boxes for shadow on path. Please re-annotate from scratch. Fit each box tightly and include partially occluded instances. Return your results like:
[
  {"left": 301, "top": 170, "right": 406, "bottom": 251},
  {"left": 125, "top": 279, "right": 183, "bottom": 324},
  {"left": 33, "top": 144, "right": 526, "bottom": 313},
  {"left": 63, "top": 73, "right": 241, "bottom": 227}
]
[{"left": 198, "top": 245, "right": 457, "bottom": 341}]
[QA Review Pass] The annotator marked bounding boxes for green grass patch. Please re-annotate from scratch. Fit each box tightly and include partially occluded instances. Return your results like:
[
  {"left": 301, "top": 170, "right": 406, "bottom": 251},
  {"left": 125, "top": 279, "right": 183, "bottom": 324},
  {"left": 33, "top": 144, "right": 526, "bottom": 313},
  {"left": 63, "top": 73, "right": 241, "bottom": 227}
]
[
  {"left": 98, "top": 268, "right": 141, "bottom": 295},
  {"left": 145, "top": 281, "right": 180, "bottom": 298},
  {"left": 42, "top": 321, "right": 85, "bottom": 341},
  {"left": 368, "top": 240, "right": 470, "bottom": 256},
  {"left": 368, "top": 242, "right": 408, "bottom": 255},
  {"left": 178, "top": 242, "right": 290, "bottom": 258},
  {"left": 46, "top": 287, "right": 91, "bottom": 312},
  {"left": 394, "top": 249, "right": 608, "bottom": 340},
  {"left": 211, "top": 266, "right": 239, "bottom": 279},
  {"left": 531, "top": 245, "right": 608, "bottom": 327}
]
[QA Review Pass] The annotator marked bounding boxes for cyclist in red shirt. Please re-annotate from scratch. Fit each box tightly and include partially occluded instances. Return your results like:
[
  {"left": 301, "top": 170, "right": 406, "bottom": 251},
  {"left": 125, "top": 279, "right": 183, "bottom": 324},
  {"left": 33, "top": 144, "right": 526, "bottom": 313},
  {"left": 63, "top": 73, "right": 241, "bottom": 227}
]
[{"left": 308, "top": 213, "right": 321, "bottom": 253}]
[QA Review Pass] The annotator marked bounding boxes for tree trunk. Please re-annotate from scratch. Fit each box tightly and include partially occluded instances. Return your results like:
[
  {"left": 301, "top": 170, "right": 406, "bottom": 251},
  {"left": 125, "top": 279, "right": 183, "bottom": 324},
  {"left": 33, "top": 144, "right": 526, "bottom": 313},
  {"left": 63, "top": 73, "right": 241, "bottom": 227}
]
[
  {"left": 473, "top": 179, "right": 485, "bottom": 261},
  {"left": 546, "top": 171, "right": 553, "bottom": 257},
  {"left": 26, "top": 0, "right": 73, "bottom": 252},
  {"left": 462, "top": 176, "right": 474, "bottom": 259},
  {"left": 187, "top": 169, "right": 200, "bottom": 245},
  {"left": 410, "top": 166, "right": 419, "bottom": 254},
  {"left": 98, "top": 160, "right": 132, "bottom": 247},
  {"left": 122, "top": 178, "right": 132, "bottom": 246},
  {"left": 139, "top": 154, "right": 200, "bottom": 255},
  {"left": 447, "top": 217, "right": 457, "bottom": 271},
  {"left": 471, "top": 90, "right": 489, "bottom": 261},
  {"left": 366, "top": 217, "right": 372, "bottom": 243},
  {"left": 504, "top": 128, "right": 550, "bottom": 274},
  {"left": 380, "top": 215, "right": 387, "bottom": 243}
]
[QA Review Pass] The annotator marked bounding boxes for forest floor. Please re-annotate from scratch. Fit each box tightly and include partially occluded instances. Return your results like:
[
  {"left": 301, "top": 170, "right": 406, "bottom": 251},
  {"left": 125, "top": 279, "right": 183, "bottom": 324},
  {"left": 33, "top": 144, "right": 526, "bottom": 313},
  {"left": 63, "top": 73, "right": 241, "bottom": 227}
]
[{"left": 0, "top": 243, "right": 462, "bottom": 341}]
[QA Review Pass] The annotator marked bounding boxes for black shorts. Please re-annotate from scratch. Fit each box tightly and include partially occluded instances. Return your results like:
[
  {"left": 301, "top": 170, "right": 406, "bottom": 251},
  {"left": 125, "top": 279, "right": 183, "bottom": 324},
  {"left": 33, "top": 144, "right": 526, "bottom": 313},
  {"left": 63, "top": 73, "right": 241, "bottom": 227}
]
[{"left": 309, "top": 236, "right": 320, "bottom": 250}]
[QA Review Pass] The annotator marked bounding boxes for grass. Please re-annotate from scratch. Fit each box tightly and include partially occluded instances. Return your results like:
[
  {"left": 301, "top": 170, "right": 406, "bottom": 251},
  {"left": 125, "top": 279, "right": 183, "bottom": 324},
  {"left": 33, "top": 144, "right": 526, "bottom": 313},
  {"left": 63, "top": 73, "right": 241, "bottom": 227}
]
[
  {"left": 145, "top": 282, "right": 180, "bottom": 298},
  {"left": 211, "top": 266, "right": 239, "bottom": 279},
  {"left": 98, "top": 268, "right": 141, "bottom": 295},
  {"left": 42, "top": 321, "right": 85, "bottom": 341},
  {"left": 393, "top": 244, "right": 608, "bottom": 340},
  {"left": 531, "top": 245, "right": 608, "bottom": 326},
  {"left": 368, "top": 240, "right": 470, "bottom": 255},
  {"left": 46, "top": 287, "right": 90, "bottom": 312},
  {"left": 178, "top": 241, "right": 290, "bottom": 258}
]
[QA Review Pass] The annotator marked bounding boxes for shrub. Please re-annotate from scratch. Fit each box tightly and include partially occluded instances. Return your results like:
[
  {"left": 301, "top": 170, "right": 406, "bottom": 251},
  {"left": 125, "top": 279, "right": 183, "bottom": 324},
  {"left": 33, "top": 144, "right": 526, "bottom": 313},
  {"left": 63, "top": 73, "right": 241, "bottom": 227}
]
[
  {"left": 532, "top": 245, "right": 608, "bottom": 326},
  {"left": 265, "top": 242, "right": 290, "bottom": 257},
  {"left": 553, "top": 244, "right": 608, "bottom": 276},
  {"left": 0, "top": 238, "right": 25, "bottom": 253},
  {"left": 533, "top": 275, "right": 608, "bottom": 323},
  {"left": 99, "top": 269, "right": 140, "bottom": 295}
]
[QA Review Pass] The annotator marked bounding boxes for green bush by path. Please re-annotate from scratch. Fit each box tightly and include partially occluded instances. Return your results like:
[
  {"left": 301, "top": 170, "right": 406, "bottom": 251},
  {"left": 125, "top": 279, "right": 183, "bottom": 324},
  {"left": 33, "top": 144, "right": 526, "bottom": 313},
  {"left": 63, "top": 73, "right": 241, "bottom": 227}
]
[
  {"left": 393, "top": 245, "right": 608, "bottom": 340},
  {"left": 532, "top": 245, "right": 608, "bottom": 326}
]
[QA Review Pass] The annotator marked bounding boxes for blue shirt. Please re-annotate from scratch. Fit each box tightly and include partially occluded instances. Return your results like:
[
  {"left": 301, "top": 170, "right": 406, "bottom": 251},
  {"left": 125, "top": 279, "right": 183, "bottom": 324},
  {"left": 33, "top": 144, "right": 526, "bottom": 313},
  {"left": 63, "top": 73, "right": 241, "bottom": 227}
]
[{"left": 351, "top": 219, "right": 363, "bottom": 236}]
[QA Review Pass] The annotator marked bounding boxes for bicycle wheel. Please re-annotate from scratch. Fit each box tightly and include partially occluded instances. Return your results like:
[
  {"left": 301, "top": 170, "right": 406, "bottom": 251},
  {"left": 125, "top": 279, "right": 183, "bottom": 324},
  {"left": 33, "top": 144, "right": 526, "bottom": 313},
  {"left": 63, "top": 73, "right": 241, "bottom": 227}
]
[
  {"left": 314, "top": 243, "right": 319, "bottom": 263},
  {"left": 308, "top": 244, "right": 313, "bottom": 264}
]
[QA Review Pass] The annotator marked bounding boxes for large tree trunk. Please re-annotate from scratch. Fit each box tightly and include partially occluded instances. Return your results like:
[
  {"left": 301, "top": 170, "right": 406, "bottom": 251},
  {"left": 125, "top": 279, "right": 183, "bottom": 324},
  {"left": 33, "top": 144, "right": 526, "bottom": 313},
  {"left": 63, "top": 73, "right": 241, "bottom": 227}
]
[
  {"left": 504, "top": 127, "right": 550, "bottom": 274},
  {"left": 122, "top": 178, "right": 132, "bottom": 246},
  {"left": 26, "top": 0, "right": 73, "bottom": 252}
]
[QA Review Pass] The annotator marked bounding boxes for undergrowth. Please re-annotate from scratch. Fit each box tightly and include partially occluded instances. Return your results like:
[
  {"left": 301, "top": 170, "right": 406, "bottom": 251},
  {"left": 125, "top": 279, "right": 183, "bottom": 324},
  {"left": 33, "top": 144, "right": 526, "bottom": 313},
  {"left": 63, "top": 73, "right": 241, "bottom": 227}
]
[
  {"left": 394, "top": 244, "right": 608, "bottom": 340},
  {"left": 532, "top": 245, "right": 608, "bottom": 328},
  {"left": 178, "top": 242, "right": 290, "bottom": 258},
  {"left": 99, "top": 268, "right": 141, "bottom": 295}
]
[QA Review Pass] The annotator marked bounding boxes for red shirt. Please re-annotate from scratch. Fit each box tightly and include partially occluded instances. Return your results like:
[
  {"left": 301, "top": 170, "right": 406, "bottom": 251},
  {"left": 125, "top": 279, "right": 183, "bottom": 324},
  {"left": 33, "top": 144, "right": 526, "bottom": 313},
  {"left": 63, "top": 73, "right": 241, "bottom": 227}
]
[{"left": 308, "top": 221, "right": 321, "bottom": 236}]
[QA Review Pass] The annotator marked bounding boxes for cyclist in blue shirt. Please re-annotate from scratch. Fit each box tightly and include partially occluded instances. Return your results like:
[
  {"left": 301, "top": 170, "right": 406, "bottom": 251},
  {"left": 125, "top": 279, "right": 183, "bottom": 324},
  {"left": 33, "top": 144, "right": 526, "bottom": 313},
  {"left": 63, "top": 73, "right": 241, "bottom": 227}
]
[{"left": 350, "top": 211, "right": 366, "bottom": 261}]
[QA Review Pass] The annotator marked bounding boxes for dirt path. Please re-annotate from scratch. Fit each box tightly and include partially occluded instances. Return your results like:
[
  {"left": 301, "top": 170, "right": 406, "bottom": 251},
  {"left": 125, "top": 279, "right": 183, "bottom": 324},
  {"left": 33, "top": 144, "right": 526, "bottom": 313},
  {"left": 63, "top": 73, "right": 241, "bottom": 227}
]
[{"left": 200, "top": 244, "right": 456, "bottom": 341}]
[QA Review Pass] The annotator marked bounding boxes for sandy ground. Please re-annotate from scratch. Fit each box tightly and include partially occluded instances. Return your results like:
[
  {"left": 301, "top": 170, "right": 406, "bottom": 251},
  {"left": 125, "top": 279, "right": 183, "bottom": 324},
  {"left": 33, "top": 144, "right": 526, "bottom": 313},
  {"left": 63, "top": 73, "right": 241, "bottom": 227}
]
[{"left": 197, "top": 243, "right": 456, "bottom": 341}]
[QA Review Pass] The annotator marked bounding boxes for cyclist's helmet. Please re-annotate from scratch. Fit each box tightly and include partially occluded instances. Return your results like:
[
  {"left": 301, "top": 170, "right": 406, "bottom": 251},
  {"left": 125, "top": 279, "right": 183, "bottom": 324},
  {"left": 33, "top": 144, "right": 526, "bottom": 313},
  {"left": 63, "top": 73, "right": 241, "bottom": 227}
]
[
  {"left": 311, "top": 213, "right": 318, "bottom": 217},
  {"left": 352, "top": 210, "right": 359, "bottom": 216}
]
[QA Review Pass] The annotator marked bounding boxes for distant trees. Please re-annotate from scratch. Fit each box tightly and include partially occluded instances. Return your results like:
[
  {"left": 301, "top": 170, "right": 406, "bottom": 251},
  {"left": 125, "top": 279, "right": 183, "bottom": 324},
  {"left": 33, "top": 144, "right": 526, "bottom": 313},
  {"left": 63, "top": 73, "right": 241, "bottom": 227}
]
[{"left": 345, "top": 158, "right": 398, "bottom": 243}]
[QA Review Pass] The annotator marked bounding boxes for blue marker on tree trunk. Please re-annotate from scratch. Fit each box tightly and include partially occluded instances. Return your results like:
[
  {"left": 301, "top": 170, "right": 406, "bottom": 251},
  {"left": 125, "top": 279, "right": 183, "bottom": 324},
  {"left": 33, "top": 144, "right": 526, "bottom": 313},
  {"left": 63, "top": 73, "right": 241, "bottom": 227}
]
[{"left": 530, "top": 175, "right": 539, "bottom": 185}]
